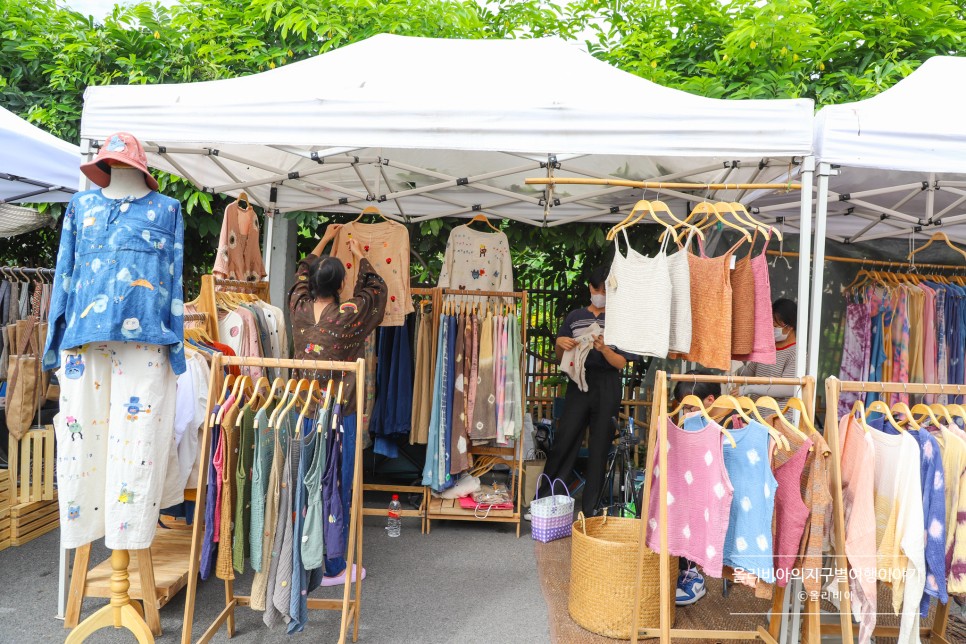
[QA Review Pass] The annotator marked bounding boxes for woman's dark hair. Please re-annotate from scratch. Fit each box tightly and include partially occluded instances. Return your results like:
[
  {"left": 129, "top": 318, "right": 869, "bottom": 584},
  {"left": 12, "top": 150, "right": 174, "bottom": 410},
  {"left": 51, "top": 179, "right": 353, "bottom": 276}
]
[
  {"left": 307, "top": 256, "right": 346, "bottom": 302},
  {"left": 673, "top": 369, "right": 721, "bottom": 402},
  {"left": 772, "top": 298, "right": 797, "bottom": 330},
  {"left": 588, "top": 265, "right": 609, "bottom": 289}
]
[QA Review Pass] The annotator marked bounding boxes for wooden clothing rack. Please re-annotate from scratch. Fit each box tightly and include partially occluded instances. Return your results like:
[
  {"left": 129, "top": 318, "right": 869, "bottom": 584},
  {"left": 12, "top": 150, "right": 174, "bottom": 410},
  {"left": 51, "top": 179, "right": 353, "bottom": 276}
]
[
  {"left": 823, "top": 377, "right": 956, "bottom": 644},
  {"left": 181, "top": 355, "right": 367, "bottom": 644},
  {"left": 765, "top": 249, "right": 966, "bottom": 271},
  {"left": 423, "top": 287, "right": 529, "bottom": 537},
  {"left": 633, "top": 371, "right": 817, "bottom": 644},
  {"left": 193, "top": 274, "right": 271, "bottom": 343}
]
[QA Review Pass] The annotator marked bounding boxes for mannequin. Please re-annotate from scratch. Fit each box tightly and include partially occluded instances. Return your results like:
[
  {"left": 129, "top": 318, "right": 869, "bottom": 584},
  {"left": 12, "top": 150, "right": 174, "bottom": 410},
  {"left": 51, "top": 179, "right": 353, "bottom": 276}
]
[
  {"left": 100, "top": 163, "right": 151, "bottom": 200},
  {"left": 46, "top": 133, "right": 184, "bottom": 644}
]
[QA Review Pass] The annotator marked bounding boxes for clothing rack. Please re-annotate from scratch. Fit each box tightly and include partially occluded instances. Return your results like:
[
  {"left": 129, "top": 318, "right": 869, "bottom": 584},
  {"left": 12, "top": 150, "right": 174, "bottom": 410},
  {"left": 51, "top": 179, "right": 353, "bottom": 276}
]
[
  {"left": 633, "top": 371, "right": 817, "bottom": 644},
  {"left": 181, "top": 355, "right": 367, "bottom": 644},
  {"left": 194, "top": 274, "right": 271, "bottom": 343},
  {"left": 422, "top": 287, "right": 529, "bottom": 536},
  {"left": 524, "top": 178, "right": 803, "bottom": 191},
  {"left": 0, "top": 266, "right": 55, "bottom": 281},
  {"left": 822, "top": 377, "right": 955, "bottom": 644},
  {"left": 765, "top": 249, "right": 966, "bottom": 271}
]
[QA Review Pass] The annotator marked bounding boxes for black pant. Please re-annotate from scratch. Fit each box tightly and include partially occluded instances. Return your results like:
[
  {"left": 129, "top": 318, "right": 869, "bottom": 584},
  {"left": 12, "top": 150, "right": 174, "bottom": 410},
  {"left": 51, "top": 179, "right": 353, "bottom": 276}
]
[{"left": 538, "top": 370, "right": 621, "bottom": 516}]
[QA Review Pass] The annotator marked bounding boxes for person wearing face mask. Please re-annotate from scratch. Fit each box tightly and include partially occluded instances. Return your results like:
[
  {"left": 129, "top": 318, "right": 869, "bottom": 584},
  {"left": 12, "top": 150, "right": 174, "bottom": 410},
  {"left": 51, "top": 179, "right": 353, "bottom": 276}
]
[
  {"left": 732, "top": 298, "right": 799, "bottom": 407},
  {"left": 530, "top": 265, "right": 637, "bottom": 518}
]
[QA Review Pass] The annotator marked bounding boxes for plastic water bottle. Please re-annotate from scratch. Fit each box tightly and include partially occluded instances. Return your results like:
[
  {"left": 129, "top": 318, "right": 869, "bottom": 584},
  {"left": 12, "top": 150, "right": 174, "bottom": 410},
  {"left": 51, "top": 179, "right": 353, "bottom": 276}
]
[{"left": 387, "top": 494, "right": 402, "bottom": 537}]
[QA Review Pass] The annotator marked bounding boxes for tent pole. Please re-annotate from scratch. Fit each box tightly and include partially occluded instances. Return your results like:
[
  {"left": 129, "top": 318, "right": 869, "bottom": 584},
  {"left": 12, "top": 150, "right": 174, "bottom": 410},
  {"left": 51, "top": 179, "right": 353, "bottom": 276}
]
[
  {"left": 264, "top": 182, "right": 277, "bottom": 279},
  {"left": 926, "top": 172, "right": 936, "bottom": 222},
  {"left": 524, "top": 177, "right": 802, "bottom": 190},
  {"left": 806, "top": 162, "right": 831, "bottom": 381},
  {"left": 794, "top": 156, "right": 815, "bottom": 382}
]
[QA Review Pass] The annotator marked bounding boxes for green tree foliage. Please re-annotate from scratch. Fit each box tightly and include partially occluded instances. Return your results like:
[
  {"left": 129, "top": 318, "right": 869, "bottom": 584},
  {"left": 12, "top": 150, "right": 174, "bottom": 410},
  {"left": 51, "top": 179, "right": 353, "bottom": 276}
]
[{"left": 1, "top": 0, "right": 963, "bottom": 292}]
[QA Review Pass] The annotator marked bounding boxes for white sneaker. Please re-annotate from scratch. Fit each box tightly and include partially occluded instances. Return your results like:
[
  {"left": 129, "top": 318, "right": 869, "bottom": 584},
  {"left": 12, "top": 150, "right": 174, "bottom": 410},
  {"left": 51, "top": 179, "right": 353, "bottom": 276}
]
[{"left": 524, "top": 512, "right": 532, "bottom": 521}]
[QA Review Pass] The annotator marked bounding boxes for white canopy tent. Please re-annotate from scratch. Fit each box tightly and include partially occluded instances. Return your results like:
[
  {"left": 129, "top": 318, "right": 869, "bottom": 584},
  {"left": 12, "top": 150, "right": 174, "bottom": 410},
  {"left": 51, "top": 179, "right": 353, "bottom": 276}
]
[
  {"left": 79, "top": 33, "right": 816, "bottom": 350},
  {"left": 79, "top": 34, "right": 814, "bottom": 224},
  {"left": 0, "top": 106, "right": 79, "bottom": 237},
  {"left": 0, "top": 106, "right": 78, "bottom": 204},
  {"left": 749, "top": 56, "right": 966, "bottom": 380}
]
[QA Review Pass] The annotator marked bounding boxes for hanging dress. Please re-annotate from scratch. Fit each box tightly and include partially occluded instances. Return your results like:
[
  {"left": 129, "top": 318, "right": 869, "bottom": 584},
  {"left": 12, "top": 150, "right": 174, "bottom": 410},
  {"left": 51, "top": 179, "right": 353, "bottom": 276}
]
[
  {"left": 684, "top": 236, "right": 745, "bottom": 371},
  {"left": 302, "top": 403, "right": 331, "bottom": 571},
  {"left": 472, "top": 312, "right": 497, "bottom": 440},
  {"left": 605, "top": 229, "right": 672, "bottom": 357},
  {"left": 322, "top": 409, "right": 345, "bottom": 560},
  {"left": 733, "top": 231, "right": 775, "bottom": 365},
  {"left": 213, "top": 201, "right": 267, "bottom": 282},
  {"left": 646, "top": 415, "right": 734, "bottom": 577},
  {"left": 451, "top": 312, "right": 470, "bottom": 474}
]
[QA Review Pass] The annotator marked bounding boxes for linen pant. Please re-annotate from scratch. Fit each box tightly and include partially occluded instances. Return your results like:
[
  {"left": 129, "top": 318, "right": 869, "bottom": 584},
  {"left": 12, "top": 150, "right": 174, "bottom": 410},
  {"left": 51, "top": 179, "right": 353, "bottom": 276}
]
[
  {"left": 538, "top": 370, "right": 621, "bottom": 516},
  {"left": 54, "top": 342, "right": 176, "bottom": 550},
  {"left": 325, "top": 413, "right": 357, "bottom": 578}
]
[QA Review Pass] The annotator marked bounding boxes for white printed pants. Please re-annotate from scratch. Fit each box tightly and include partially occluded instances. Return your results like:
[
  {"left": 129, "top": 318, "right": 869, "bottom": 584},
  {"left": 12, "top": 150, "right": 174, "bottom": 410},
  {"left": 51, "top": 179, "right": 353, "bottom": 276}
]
[{"left": 54, "top": 342, "right": 176, "bottom": 549}]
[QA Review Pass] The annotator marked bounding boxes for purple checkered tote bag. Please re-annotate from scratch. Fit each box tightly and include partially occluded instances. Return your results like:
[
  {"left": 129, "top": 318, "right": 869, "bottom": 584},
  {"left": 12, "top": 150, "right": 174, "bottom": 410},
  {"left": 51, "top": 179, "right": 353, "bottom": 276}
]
[{"left": 530, "top": 474, "right": 574, "bottom": 543}]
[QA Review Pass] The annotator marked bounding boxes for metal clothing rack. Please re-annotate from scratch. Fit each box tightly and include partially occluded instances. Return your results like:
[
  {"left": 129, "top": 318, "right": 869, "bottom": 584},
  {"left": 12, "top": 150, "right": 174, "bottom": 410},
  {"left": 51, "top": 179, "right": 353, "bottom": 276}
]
[
  {"left": 423, "top": 288, "right": 529, "bottom": 536},
  {"left": 633, "top": 371, "right": 818, "bottom": 644},
  {"left": 181, "top": 355, "right": 367, "bottom": 644},
  {"left": 822, "top": 377, "right": 956, "bottom": 644}
]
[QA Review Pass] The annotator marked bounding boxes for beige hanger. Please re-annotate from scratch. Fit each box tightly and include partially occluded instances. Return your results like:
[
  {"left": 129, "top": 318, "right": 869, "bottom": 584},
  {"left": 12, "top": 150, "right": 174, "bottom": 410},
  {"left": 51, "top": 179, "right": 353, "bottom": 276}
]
[
  {"left": 908, "top": 231, "right": 966, "bottom": 262},
  {"left": 668, "top": 394, "right": 737, "bottom": 448},
  {"left": 352, "top": 204, "right": 390, "bottom": 223}
]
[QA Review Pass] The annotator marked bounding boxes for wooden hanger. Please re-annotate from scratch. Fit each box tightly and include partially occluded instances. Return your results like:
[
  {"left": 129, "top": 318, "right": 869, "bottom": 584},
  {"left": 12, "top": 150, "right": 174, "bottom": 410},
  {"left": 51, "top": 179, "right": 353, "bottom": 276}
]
[
  {"left": 296, "top": 380, "right": 322, "bottom": 431},
  {"left": 929, "top": 403, "right": 956, "bottom": 428},
  {"left": 706, "top": 202, "right": 755, "bottom": 242},
  {"left": 277, "top": 378, "right": 311, "bottom": 432},
  {"left": 890, "top": 401, "right": 921, "bottom": 430},
  {"left": 867, "top": 399, "right": 904, "bottom": 431},
  {"left": 466, "top": 213, "right": 501, "bottom": 233},
  {"left": 729, "top": 202, "right": 781, "bottom": 240},
  {"left": 607, "top": 200, "right": 681, "bottom": 244},
  {"left": 649, "top": 200, "right": 704, "bottom": 240},
  {"left": 238, "top": 191, "right": 250, "bottom": 210},
  {"left": 258, "top": 377, "right": 286, "bottom": 415},
  {"left": 268, "top": 378, "right": 297, "bottom": 428},
  {"left": 947, "top": 403, "right": 966, "bottom": 425},
  {"left": 754, "top": 395, "right": 809, "bottom": 448},
  {"left": 351, "top": 204, "right": 390, "bottom": 223},
  {"left": 668, "top": 395, "right": 737, "bottom": 448},
  {"left": 781, "top": 397, "right": 818, "bottom": 435},
  {"left": 850, "top": 399, "right": 869, "bottom": 431},
  {"left": 219, "top": 373, "right": 237, "bottom": 406},
  {"left": 911, "top": 403, "right": 942, "bottom": 429},
  {"left": 333, "top": 381, "right": 346, "bottom": 423},
  {"left": 908, "top": 231, "right": 966, "bottom": 263},
  {"left": 735, "top": 396, "right": 790, "bottom": 451}
]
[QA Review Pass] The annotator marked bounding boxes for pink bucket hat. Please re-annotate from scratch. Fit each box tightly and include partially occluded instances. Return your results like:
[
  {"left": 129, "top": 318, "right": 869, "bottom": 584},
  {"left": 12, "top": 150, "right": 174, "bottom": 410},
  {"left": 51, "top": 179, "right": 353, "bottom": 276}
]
[{"left": 80, "top": 132, "right": 159, "bottom": 191}]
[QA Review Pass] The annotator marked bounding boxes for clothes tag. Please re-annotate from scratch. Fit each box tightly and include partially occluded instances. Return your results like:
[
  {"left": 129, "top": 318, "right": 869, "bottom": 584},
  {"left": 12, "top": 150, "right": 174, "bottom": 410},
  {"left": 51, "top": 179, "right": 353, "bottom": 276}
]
[
  {"left": 83, "top": 216, "right": 96, "bottom": 228},
  {"left": 729, "top": 255, "right": 737, "bottom": 270},
  {"left": 607, "top": 274, "right": 618, "bottom": 291}
]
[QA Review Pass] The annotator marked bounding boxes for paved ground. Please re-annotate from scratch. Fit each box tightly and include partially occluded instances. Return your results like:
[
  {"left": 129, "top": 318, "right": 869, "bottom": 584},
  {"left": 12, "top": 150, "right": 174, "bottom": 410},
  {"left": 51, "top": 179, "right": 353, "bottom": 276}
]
[{"left": 0, "top": 516, "right": 549, "bottom": 644}]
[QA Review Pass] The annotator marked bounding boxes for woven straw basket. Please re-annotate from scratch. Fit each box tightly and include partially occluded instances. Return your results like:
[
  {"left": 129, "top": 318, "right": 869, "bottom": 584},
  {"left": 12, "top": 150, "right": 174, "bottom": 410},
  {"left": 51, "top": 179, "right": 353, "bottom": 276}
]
[{"left": 568, "top": 512, "right": 676, "bottom": 639}]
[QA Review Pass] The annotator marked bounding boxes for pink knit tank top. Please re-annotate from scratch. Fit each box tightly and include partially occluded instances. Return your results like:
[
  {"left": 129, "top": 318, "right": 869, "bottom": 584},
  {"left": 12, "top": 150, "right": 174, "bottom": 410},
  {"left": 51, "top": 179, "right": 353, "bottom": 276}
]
[
  {"left": 772, "top": 436, "right": 812, "bottom": 586},
  {"left": 646, "top": 416, "right": 734, "bottom": 577},
  {"left": 734, "top": 231, "right": 777, "bottom": 364}
]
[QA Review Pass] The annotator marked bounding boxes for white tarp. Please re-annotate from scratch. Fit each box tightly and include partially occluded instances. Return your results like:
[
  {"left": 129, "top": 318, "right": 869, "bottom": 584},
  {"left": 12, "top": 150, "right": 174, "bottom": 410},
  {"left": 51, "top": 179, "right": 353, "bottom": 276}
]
[
  {"left": 754, "top": 56, "right": 966, "bottom": 245},
  {"left": 0, "top": 106, "right": 79, "bottom": 204},
  {"left": 80, "top": 34, "right": 814, "bottom": 224}
]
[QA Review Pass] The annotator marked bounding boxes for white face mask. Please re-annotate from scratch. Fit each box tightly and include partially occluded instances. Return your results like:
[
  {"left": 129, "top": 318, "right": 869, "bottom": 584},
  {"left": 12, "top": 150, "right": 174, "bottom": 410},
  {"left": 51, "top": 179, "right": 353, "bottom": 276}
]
[
  {"left": 591, "top": 293, "right": 606, "bottom": 308},
  {"left": 774, "top": 327, "right": 789, "bottom": 342}
]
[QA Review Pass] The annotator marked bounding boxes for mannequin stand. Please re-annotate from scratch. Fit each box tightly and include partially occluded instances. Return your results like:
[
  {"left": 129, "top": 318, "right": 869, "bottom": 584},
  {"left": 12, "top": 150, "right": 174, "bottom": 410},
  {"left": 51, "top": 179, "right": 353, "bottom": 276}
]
[{"left": 65, "top": 549, "right": 154, "bottom": 644}]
